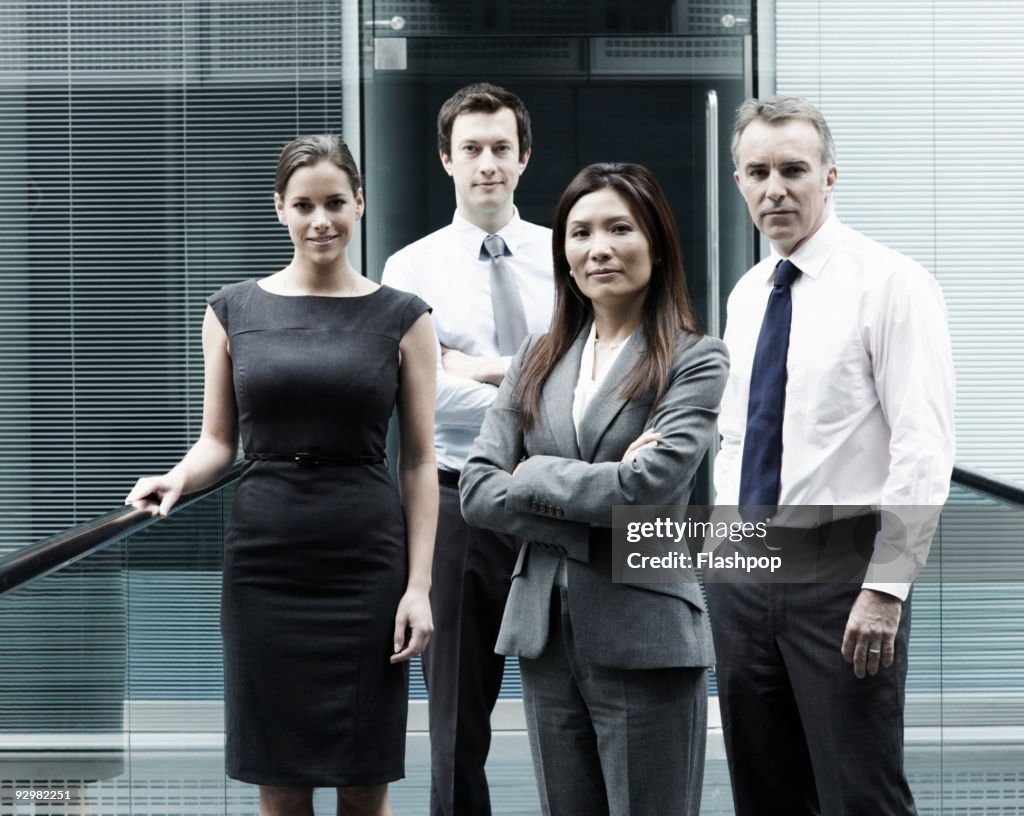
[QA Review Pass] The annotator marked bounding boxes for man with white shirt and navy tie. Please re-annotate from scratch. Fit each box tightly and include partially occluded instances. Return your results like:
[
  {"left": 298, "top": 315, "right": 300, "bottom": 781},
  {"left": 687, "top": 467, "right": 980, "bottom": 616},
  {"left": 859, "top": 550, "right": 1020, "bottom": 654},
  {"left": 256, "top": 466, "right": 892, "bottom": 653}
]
[
  {"left": 381, "top": 83, "right": 554, "bottom": 816},
  {"left": 706, "top": 95, "right": 955, "bottom": 816}
]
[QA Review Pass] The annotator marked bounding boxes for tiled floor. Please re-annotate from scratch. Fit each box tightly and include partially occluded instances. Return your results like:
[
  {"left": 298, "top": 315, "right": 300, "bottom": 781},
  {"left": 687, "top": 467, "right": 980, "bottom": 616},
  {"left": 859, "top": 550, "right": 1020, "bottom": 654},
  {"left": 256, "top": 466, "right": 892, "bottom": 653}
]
[
  {"left": 4, "top": 729, "right": 1024, "bottom": 815},
  {"left": 0, "top": 730, "right": 725, "bottom": 816}
]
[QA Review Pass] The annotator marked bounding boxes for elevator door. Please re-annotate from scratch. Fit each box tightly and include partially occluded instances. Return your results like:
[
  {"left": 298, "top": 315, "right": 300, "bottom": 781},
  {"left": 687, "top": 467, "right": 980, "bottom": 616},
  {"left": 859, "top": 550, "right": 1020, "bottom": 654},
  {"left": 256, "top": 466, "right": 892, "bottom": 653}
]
[{"left": 363, "top": 30, "right": 753, "bottom": 504}]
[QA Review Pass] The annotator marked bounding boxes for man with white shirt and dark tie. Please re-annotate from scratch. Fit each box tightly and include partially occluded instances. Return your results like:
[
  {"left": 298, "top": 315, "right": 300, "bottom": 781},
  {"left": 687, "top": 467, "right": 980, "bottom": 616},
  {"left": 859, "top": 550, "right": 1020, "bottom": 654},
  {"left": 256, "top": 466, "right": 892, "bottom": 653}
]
[
  {"left": 705, "top": 95, "right": 955, "bottom": 816},
  {"left": 381, "top": 83, "right": 554, "bottom": 816}
]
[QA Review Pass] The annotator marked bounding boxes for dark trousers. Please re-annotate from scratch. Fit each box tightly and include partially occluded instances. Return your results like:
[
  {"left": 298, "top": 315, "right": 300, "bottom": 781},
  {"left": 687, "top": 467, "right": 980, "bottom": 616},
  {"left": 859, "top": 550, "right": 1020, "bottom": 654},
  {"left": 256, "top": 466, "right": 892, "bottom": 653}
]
[
  {"left": 520, "top": 588, "right": 707, "bottom": 816},
  {"left": 705, "top": 564, "right": 917, "bottom": 816},
  {"left": 423, "top": 481, "right": 519, "bottom": 816}
]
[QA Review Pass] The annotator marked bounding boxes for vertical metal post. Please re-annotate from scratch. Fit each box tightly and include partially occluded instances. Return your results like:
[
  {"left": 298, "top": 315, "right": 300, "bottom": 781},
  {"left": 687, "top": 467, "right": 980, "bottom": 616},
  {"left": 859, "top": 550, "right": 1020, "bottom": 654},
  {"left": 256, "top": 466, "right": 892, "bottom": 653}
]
[
  {"left": 706, "top": 90, "right": 720, "bottom": 339},
  {"left": 342, "top": 0, "right": 362, "bottom": 274},
  {"left": 706, "top": 89, "right": 721, "bottom": 497}
]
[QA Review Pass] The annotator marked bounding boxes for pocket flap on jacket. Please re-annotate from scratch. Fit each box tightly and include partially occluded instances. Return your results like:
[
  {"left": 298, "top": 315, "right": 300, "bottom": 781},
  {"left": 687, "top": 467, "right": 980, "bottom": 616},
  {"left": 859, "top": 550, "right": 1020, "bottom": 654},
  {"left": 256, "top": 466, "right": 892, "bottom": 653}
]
[{"left": 631, "top": 576, "right": 707, "bottom": 612}]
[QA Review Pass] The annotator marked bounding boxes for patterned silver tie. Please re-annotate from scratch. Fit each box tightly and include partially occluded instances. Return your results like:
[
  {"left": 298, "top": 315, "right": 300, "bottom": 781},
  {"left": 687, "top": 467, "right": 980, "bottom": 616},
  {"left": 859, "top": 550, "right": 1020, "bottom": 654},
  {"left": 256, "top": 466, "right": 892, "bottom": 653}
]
[{"left": 483, "top": 233, "right": 529, "bottom": 355}]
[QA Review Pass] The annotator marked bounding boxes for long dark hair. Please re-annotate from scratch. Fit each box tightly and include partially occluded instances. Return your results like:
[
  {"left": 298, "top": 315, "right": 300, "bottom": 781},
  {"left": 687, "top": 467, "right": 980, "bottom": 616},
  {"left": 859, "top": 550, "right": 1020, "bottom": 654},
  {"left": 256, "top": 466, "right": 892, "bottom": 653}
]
[{"left": 516, "top": 162, "right": 702, "bottom": 432}]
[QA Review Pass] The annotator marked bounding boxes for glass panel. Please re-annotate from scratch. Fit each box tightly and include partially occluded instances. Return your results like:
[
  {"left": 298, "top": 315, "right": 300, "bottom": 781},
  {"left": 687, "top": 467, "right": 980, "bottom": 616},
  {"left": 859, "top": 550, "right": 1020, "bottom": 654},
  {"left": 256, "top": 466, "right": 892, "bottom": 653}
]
[
  {"left": 362, "top": 15, "right": 751, "bottom": 811},
  {"left": 124, "top": 484, "right": 241, "bottom": 815},
  {"left": 0, "top": 476, "right": 534, "bottom": 814},
  {"left": 0, "top": 0, "right": 350, "bottom": 555},
  {"left": 7, "top": 451, "right": 1021, "bottom": 812},
  {"left": 0, "top": 485, "right": 239, "bottom": 814},
  {"left": 364, "top": 33, "right": 752, "bottom": 316},
  {"left": 369, "top": 0, "right": 754, "bottom": 37},
  {"left": 0, "top": 539, "right": 127, "bottom": 811},
  {"left": 364, "top": 33, "right": 751, "bottom": 512},
  {"left": 930, "top": 483, "right": 1024, "bottom": 811},
  {"left": 774, "top": 0, "right": 1024, "bottom": 489}
]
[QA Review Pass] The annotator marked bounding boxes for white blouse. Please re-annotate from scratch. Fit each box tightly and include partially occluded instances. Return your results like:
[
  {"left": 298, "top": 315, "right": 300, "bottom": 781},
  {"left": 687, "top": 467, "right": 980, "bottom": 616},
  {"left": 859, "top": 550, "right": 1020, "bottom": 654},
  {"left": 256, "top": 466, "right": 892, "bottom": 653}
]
[{"left": 571, "top": 322, "right": 632, "bottom": 447}]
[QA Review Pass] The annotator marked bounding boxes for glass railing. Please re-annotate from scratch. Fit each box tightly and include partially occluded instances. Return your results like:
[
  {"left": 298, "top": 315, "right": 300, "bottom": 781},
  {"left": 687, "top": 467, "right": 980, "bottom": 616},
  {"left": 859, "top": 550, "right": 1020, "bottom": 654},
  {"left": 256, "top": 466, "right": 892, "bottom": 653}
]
[
  {"left": 0, "top": 472, "right": 532, "bottom": 814},
  {"left": 902, "top": 468, "right": 1024, "bottom": 814},
  {"left": 1, "top": 466, "right": 1023, "bottom": 814},
  {"left": 0, "top": 476, "right": 249, "bottom": 813}
]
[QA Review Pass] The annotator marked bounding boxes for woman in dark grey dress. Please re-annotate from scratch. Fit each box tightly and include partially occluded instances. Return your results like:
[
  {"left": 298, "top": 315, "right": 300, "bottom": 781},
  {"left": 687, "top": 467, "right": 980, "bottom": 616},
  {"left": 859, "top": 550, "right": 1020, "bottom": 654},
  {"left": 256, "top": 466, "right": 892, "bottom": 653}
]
[{"left": 127, "top": 134, "right": 438, "bottom": 816}]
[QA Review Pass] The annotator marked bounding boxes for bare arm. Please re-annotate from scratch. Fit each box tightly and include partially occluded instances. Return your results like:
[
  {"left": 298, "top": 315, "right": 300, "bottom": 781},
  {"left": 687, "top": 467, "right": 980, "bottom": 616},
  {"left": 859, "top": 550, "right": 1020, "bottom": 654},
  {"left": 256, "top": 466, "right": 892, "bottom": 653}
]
[
  {"left": 125, "top": 306, "right": 238, "bottom": 516},
  {"left": 391, "top": 312, "right": 439, "bottom": 663}
]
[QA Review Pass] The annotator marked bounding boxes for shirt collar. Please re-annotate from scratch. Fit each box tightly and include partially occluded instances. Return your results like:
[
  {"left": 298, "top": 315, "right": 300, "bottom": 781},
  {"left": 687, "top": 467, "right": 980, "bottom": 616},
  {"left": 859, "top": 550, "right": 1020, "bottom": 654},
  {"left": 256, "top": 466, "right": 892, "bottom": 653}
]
[
  {"left": 451, "top": 207, "right": 529, "bottom": 258},
  {"left": 763, "top": 210, "right": 842, "bottom": 284}
]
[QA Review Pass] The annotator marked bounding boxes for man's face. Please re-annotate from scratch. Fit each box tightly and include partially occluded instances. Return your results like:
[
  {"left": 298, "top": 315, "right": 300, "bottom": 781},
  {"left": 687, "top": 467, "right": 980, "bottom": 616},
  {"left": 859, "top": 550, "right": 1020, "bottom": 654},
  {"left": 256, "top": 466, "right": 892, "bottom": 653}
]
[
  {"left": 733, "top": 118, "right": 837, "bottom": 257},
  {"left": 441, "top": 108, "right": 530, "bottom": 229}
]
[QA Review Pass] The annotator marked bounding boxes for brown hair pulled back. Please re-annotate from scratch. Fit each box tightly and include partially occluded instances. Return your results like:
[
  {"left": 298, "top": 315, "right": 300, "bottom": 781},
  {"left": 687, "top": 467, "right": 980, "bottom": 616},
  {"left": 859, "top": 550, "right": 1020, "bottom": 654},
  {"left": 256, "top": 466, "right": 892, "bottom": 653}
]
[{"left": 274, "top": 134, "right": 362, "bottom": 198}]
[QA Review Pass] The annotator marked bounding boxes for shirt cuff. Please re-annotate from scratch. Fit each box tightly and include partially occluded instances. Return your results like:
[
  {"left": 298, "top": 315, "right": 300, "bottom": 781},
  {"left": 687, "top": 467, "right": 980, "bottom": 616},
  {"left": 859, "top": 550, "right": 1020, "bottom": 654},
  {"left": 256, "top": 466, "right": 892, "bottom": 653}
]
[{"left": 861, "top": 581, "right": 911, "bottom": 602}]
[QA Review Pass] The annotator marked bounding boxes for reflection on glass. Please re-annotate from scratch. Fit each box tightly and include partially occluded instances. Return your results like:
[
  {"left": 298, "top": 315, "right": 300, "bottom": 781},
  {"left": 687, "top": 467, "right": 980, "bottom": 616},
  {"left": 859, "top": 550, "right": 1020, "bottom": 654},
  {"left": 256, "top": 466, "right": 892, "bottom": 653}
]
[{"left": 0, "top": 541, "right": 126, "bottom": 806}]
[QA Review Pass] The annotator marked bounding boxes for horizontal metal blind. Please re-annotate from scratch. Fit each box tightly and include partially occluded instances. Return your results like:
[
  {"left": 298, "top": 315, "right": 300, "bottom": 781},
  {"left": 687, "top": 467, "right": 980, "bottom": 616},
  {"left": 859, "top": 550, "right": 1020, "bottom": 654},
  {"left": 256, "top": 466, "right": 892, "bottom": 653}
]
[
  {"left": 775, "top": 1, "right": 1024, "bottom": 728},
  {"left": 0, "top": 0, "right": 348, "bottom": 554},
  {"left": 775, "top": 0, "right": 1024, "bottom": 488}
]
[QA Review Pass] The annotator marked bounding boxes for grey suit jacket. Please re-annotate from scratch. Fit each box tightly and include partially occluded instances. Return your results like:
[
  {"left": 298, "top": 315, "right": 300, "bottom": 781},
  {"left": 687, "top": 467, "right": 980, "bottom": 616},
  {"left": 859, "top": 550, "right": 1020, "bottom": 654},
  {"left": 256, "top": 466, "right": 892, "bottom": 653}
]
[{"left": 460, "top": 324, "right": 729, "bottom": 670}]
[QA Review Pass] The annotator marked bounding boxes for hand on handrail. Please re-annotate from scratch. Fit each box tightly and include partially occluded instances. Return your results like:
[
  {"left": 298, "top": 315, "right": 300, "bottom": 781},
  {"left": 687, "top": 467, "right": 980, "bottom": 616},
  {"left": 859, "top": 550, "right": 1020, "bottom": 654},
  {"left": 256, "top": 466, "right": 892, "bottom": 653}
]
[{"left": 125, "top": 471, "right": 185, "bottom": 518}]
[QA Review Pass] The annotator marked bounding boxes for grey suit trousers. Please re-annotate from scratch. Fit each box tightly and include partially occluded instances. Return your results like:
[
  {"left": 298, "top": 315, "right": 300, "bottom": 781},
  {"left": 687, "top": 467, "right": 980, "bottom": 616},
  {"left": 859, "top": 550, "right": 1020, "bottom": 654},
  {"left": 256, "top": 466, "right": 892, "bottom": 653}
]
[{"left": 520, "top": 587, "right": 707, "bottom": 816}]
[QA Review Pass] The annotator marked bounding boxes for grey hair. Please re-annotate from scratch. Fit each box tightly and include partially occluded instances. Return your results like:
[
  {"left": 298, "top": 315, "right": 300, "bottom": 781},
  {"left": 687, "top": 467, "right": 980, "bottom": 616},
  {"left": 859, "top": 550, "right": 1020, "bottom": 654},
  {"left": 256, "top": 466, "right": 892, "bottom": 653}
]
[{"left": 730, "top": 95, "right": 837, "bottom": 170}]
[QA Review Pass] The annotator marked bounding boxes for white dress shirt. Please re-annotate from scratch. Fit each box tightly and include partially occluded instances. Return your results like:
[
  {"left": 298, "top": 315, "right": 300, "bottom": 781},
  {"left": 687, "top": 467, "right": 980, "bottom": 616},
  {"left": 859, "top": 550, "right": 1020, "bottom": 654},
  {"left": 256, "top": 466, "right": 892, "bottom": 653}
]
[
  {"left": 382, "top": 208, "right": 555, "bottom": 471},
  {"left": 715, "top": 213, "right": 956, "bottom": 599}
]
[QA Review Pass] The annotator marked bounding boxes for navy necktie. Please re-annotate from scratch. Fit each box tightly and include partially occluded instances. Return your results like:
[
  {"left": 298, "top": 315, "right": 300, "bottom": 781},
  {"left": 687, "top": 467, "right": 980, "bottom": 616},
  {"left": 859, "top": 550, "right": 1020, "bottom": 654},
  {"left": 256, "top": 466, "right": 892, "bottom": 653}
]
[
  {"left": 483, "top": 234, "right": 529, "bottom": 355},
  {"left": 739, "top": 259, "right": 801, "bottom": 521}
]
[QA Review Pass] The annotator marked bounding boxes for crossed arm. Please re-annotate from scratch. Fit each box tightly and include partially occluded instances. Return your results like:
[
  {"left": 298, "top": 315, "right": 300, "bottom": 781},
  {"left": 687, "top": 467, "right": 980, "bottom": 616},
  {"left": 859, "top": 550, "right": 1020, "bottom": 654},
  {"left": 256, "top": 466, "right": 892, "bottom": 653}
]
[{"left": 461, "top": 335, "right": 729, "bottom": 559}]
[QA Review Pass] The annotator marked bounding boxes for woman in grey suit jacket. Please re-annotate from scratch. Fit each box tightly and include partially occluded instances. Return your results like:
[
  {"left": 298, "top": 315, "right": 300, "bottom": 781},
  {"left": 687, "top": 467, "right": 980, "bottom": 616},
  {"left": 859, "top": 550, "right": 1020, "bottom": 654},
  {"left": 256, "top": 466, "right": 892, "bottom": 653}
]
[{"left": 460, "top": 163, "right": 728, "bottom": 816}]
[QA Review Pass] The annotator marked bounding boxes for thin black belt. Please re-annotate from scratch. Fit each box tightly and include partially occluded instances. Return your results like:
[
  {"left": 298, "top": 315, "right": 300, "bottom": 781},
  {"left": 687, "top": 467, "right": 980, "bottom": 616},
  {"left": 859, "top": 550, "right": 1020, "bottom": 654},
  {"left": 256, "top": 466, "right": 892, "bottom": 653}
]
[
  {"left": 437, "top": 468, "right": 461, "bottom": 488},
  {"left": 245, "top": 452, "right": 385, "bottom": 467},
  {"left": 758, "top": 513, "right": 882, "bottom": 548}
]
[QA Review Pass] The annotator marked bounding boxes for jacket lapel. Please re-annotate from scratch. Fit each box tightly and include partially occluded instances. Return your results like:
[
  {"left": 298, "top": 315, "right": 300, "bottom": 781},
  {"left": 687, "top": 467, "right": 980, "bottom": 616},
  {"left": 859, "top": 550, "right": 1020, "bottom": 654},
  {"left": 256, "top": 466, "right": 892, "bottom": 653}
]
[
  {"left": 539, "top": 325, "right": 587, "bottom": 460},
  {"left": 578, "top": 329, "right": 648, "bottom": 462}
]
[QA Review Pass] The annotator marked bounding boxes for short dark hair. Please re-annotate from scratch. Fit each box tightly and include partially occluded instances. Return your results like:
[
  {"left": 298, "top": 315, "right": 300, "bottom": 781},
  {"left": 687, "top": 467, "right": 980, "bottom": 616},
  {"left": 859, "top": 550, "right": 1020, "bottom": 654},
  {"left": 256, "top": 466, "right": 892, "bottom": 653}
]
[
  {"left": 274, "top": 134, "right": 362, "bottom": 198},
  {"left": 515, "top": 162, "right": 702, "bottom": 431},
  {"left": 437, "top": 82, "right": 532, "bottom": 159}
]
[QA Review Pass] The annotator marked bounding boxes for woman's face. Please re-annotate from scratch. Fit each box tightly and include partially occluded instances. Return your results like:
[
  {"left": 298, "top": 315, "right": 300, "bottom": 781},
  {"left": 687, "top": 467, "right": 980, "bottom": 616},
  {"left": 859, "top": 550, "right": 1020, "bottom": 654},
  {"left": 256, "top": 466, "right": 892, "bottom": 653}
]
[
  {"left": 274, "top": 160, "right": 364, "bottom": 268},
  {"left": 564, "top": 187, "right": 652, "bottom": 309}
]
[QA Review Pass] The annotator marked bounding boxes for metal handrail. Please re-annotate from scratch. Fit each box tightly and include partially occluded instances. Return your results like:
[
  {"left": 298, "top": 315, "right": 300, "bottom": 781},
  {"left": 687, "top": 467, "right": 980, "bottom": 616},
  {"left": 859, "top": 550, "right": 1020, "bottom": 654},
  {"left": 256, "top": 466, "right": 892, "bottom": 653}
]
[
  {"left": 952, "top": 465, "right": 1024, "bottom": 507},
  {"left": 0, "top": 464, "right": 244, "bottom": 596},
  {"left": 1, "top": 464, "right": 1019, "bottom": 598}
]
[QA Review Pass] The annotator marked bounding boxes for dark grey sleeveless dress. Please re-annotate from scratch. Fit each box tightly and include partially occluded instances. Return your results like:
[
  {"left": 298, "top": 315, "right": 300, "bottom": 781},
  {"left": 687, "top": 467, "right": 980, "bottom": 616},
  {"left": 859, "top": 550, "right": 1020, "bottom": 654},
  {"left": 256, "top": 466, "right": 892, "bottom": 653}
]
[{"left": 207, "top": 279, "right": 430, "bottom": 787}]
